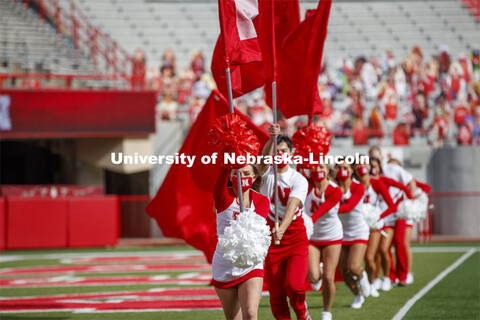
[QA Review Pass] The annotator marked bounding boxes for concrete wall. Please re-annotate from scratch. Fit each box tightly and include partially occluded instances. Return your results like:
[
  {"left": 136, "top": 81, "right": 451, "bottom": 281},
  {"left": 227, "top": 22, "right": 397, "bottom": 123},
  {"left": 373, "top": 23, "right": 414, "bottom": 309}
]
[{"left": 427, "top": 147, "right": 480, "bottom": 237}]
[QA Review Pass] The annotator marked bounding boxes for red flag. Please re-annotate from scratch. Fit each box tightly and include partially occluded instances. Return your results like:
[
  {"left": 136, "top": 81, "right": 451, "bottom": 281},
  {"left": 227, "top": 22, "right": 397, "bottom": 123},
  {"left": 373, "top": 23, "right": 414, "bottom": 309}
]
[
  {"left": 146, "top": 90, "right": 269, "bottom": 263},
  {"left": 258, "top": 0, "right": 300, "bottom": 83},
  {"left": 211, "top": 0, "right": 265, "bottom": 98},
  {"left": 258, "top": 0, "right": 301, "bottom": 108},
  {"left": 276, "top": 0, "right": 332, "bottom": 120}
]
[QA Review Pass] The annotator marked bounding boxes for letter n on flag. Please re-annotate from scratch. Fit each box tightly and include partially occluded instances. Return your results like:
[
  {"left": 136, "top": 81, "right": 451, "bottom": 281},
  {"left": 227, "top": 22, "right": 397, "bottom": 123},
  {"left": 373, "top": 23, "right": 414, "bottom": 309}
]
[
  {"left": 146, "top": 90, "right": 269, "bottom": 263},
  {"left": 211, "top": 0, "right": 265, "bottom": 98}
]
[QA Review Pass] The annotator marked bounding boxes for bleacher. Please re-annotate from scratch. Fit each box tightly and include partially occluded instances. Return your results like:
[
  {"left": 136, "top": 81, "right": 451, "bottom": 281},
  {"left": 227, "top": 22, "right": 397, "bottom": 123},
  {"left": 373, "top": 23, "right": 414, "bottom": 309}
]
[
  {"left": 0, "top": 0, "right": 95, "bottom": 75},
  {"left": 74, "top": 0, "right": 479, "bottom": 70}
]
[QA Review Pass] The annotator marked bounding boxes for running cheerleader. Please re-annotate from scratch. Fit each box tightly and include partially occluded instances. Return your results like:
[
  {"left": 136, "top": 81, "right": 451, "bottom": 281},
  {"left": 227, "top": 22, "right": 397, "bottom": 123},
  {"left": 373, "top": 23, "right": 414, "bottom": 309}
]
[
  {"left": 368, "top": 155, "right": 414, "bottom": 290},
  {"left": 388, "top": 158, "right": 431, "bottom": 285},
  {"left": 335, "top": 159, "right": 371, "bottom": 309},
  {"left": 212, "top": 164, "right": 270, "bottom": 320},
  {"left": 304, "top": 163, "right": 343, "bottom": 320},
  {"left": 353, "top": 162, "right": 396, "bottom": 298},
  {"left": 259, "top": 124, "right": 311, "bottom": 320}
]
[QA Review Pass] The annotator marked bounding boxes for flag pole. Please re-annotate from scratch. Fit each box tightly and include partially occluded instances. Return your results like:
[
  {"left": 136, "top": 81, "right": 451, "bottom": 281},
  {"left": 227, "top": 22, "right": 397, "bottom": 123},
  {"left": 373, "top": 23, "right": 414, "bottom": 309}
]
[
  {"left": 271, "top": 0, "right": 280, "bottom": 245},
  {"left": 226, "top": 62, "right": 245, "bottom": 213},
  {"left": 272, "top": 81, "right": 280, "bottom": 245}
]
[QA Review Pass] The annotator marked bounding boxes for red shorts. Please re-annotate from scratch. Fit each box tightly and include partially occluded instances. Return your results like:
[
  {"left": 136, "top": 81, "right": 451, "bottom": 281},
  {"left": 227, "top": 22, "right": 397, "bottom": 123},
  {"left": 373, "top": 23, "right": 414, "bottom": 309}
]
[
  {"left": 309, "top": 239, "right": 343, "bottom": 247},
  {"left": 342, "top": 239, "right": 368, "bottom": 246},
  {"left": 212, "top": 269, "right": 263, "bottom": 289}
]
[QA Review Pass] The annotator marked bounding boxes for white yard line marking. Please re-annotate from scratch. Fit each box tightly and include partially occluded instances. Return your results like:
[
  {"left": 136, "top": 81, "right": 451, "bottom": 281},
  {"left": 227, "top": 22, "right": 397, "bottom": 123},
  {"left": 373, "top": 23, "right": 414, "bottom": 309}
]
[
  {"left": 391, "top": 248, "right": 476, "bottom": 320},
  {"left": 0, "top": 250, "right": 203, "bottom": 263},
  {"left": 410, "top": 246, "right": 479, "bottom": 253}
]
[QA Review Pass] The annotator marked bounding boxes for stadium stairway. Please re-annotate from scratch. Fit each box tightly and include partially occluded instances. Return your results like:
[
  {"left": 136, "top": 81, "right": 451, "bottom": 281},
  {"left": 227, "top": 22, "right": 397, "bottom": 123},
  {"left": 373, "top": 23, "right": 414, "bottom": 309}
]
[{"left": 0, "top": 0, "right": 95, "bottom": 75}]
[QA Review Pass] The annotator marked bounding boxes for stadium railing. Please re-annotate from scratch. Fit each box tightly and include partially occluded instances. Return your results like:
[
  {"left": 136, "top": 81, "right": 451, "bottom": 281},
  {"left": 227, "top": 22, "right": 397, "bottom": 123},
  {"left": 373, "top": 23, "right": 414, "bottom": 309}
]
[{"left": 17, "top": 0, "right": 132, "bottom": 75}]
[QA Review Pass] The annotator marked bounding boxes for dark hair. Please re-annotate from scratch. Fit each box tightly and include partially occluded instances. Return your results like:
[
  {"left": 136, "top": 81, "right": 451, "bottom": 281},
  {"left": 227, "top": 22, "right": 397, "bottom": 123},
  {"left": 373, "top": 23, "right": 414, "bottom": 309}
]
[
  {"left": 250, "top": 164, "right": 263, "bottom": 192},
  {"left": 369, "top": 157, "right": 383, "bottom": 174},
  {"left": 277, "top": 135, "right": 293, "bottom": 152}
]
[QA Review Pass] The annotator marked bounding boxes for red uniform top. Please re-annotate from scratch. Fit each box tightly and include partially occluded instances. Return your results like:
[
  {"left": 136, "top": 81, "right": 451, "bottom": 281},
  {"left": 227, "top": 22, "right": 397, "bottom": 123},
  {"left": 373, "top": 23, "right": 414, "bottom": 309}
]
[
  {"left": 415, "top": 180, "right": 432, "bottom": 194},
  {"left": 308, "top": 183, "right": 343, "bottom": 223},
  {"left": 338, "top": 180, "right": 365, "bottom": 213},
  {"left": 380, "top": 175, "right": 414, "bottom": 200},
  {"left": 367, "top": 178, "right": 397, "bottom": 219}
]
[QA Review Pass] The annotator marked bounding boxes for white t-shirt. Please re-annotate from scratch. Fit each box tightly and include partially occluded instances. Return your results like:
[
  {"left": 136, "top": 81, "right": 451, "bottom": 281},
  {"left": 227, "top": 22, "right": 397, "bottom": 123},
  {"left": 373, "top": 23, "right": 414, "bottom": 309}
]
[{"left": 261, "top": 166, "right": 308, "bottom": 222}]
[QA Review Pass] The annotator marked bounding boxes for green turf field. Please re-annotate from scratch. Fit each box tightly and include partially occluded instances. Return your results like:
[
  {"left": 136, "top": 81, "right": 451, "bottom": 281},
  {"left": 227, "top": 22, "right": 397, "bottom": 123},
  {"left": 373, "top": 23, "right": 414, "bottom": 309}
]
[{"left": 1, "top": 243, "right": 479, "bottom": 320}]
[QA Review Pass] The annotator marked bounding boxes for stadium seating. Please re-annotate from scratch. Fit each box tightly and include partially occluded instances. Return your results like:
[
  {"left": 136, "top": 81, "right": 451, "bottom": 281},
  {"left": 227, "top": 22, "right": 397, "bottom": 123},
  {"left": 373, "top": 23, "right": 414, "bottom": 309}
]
[
  {"left": 0, "top": 0, "right": 95, "bottom": 75},
  {"left": 74, "top": 0, "right": 479, "bottom": 70}
]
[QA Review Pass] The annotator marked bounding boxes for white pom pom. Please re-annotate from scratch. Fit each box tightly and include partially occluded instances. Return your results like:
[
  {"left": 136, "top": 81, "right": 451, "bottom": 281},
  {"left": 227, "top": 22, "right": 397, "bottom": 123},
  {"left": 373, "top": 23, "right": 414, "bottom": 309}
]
[
  {"left": 303, "top": 213, "right": 313, "bottom": 240},
  {"left": 397, "top": 191, "right": 429, "bottom": 223},
  {"left": 217, "top": 211, "right": 272, "bottom": 268},
  {"left": 362, "top": 203, "right": 382, "bottom": 229}
]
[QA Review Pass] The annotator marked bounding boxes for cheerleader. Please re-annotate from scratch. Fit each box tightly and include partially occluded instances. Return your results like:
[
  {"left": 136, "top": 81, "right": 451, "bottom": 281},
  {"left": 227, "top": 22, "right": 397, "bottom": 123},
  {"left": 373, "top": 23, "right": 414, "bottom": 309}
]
[
  {"left": 368, "top": 154, "right": 414, "bottom": 290},
  {"left": 259, "top": 124, "right": 311, "bottom": 320},
  {"left": 353, "top": 162, "right": 396, "bottom": 298},
  {"left": 335, "top": 159, "right": 370, "bottom": 309},
  {"left": 388, "top": 159, "right": 432, "bottom": 285},
  {"left": 304, "top": 163, "right": 343, "bottom": 320},
  {"left": 212, "top": 164, "right": 270, "bottom": 320}
]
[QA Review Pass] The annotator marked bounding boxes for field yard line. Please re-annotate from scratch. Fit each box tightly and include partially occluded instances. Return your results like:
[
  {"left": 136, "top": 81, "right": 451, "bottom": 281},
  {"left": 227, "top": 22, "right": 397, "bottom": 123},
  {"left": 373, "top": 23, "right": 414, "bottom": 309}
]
[
  {"left": 0, "top": 250, "right": 202, "bottom": 262},
  {"left": 391, "top": 248, "right": 476, "bottom": 320},
  {"left": 2, "top": 247, "right": 478, "bottom": 263},
  {"left": 411, "top": 246, "right": 479, "bottom": 253}
]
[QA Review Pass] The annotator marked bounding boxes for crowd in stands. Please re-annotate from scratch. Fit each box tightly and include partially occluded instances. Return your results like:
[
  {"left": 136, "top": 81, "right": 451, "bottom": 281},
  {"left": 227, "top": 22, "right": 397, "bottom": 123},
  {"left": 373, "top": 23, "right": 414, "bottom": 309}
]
[{"left": 132, "top": 45, "right": 480, "bottom": 147}]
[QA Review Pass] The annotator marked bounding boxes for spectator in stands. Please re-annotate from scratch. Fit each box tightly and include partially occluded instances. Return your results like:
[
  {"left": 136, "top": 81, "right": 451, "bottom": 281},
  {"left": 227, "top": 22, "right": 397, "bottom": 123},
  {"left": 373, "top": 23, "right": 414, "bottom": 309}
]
[
  {"left": 412, "top": 91, "right": 428, "bottom": 130},
  {"left": 346, "top": 87, "right": 364, "bottom": 126},
  {"left": 355, "top": 56, "right": 377, "bottom": 99},
  {"left": 190, "top": 49, "right": 205, "bottom": 80},
  {"left": 471, "top": 48, "right": 479, "bottom": 81},
  {"left": 438, "top": 46, "right": 451, "bottom": 76},
  {"left": 393, "top": 120, "right": 410, "bottom": 145},
  {"left": 368, "top": 104, "right": 384, "bottom": 139},
  {"left": 454, "top": 101, "right": 471, "bottom": 128},
  {"left": 192, "top": 73, "right": 214, "bottom": 99},
  {"left": 131, "top": 48, "right": 146, "bottom": 90},
  {"left": 352, "top": 118, "right": 368, "bottom": 145},
  {"left": 177, "top": 67, "right": 196, "bottom": 105},
  {"left": 448, "top": 61, "right": 466, "bottom": 100},
  {"left": 463, "top": 106, "right": 480, "bottom": 145},
  {"left": 160, "top": 65, "right": 178, "bottom": 97},
  {"left": 378, "top": 75, "right": 398, "bottom": 133},
  {"left": 458, "top": 53, "right": 472, "bottom": 84},
  {"left": 431, "top": 107, "right": 449, "bottom": 147},
  {"left": 161, "top": 48, "right": 176, "bottom": 75},
  {"left": 188, "top": 96, "right": 205, "bottom": 123},
  {"left": 318, "top": 83, "right": 334, "bottom": 120},
  {"left": 157, "top": 91, "right": 178, "bottom": 121},
  {"left": 146, "top": 66, "right": 161, "bottom": 92},
  {"left": 380, "top": 47, "right": 396, "bottom": 75}
]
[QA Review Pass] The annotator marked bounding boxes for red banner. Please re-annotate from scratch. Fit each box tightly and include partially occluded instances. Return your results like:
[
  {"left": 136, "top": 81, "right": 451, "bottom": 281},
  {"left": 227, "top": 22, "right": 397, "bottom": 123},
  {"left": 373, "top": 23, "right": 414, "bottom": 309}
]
[{"left": 0, "top": 89, "right": 156, "bottom": 138}]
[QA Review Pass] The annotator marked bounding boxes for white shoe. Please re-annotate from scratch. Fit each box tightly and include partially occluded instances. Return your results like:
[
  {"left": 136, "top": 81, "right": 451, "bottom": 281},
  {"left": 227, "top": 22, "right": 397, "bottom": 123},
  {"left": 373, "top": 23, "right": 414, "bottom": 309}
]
[
  {"left": 358, "top": 271, "right": 370, "bottom": 298},
  {"left": 373, "top": 278, "right": 383, "bottom": 290},
  {"left": 381, "top": 277, "right": 392, "bottom": 291},
  {"left": 407, "top": 272, "right": 414, "bottom": 285},
  {"left": 321, "top": 311, "right": 332, "bottom": 320},
  {"left": 369, "top": 285, "right": 380, "bottom": 297},
  {"left": 350, "top": 295, "right": 365, "bottom": 309},
  {"left": 311, "top": 278, "right": 323, "bottom": 291}
]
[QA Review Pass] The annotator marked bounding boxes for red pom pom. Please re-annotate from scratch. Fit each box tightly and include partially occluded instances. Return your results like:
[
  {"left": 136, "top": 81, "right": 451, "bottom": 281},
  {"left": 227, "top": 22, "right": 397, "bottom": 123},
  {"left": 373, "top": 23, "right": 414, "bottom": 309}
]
[
  {"left": 209, "top": 114, "right": 260, "bottom": 169},
  {"left": 292, "top": 124, "right": 331, "bottom": 169}
]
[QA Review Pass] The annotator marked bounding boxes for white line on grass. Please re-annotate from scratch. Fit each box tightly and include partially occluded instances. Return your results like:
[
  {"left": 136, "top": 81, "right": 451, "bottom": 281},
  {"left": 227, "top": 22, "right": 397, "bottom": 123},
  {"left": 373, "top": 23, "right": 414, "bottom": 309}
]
[
  {"left": 2, "top": 247, "right": 478, "bottom": 263},
  {"left": 391, "top": 248, "right": 476, "bottom": 320}
]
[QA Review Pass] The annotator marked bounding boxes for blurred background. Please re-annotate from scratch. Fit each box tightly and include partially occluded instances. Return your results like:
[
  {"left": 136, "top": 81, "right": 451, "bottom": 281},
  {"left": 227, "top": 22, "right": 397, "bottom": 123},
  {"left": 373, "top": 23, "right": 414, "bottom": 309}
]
[{"left": 0, "top": 0, "right": 479, "bottom": 251}]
